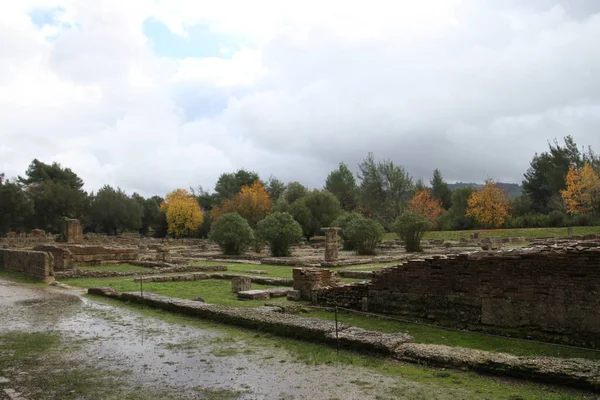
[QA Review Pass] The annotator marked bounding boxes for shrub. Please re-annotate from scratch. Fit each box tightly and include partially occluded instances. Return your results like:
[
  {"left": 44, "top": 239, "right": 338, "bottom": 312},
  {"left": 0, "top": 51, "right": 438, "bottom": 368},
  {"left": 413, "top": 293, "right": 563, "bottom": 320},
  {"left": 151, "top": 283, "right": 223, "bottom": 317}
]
[
  {"left": 547, "top": 210, "right": 567, "bottom": 227},
  {"left": 343, "top": 216, "right": 385, "bottom": 255},
  {"left": 256, "top": 212, "right": 303, "bottom": 257},
  {"left": 208, "top": 213, "right": 254, "bottom": 255},
  {"left": 331, "top": 212, "right": 363, "bottom": 250},
  {"left": 393, "top": 211, "right": 432, "bottom": 252}
]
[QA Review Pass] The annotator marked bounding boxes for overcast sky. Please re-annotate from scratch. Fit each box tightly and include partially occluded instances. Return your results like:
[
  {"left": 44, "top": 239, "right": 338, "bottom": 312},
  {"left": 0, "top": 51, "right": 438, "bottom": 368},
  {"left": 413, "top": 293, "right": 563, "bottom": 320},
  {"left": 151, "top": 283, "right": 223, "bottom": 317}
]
[{"left": 1, "top": 0, "right": 600, "bottom": 196}]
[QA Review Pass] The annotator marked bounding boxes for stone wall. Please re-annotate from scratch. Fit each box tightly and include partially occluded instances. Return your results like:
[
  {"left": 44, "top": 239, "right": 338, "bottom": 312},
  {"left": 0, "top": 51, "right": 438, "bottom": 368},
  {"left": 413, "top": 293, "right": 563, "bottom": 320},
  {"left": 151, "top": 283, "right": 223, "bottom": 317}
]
[
  {"left": 33, "top": 245, "right": 73, "bottom": 271},
  {"left": 0, "top": 249, "right": 54, "bottom": 282},
  {"left": 310, "top": 241, "right": 600, "bottom": 345},
  {"left": 66, "top": 245, "right": 138, "bottom": 265},
  {"left": 292, "top": 268, "right": 339, "bottom": 300}
]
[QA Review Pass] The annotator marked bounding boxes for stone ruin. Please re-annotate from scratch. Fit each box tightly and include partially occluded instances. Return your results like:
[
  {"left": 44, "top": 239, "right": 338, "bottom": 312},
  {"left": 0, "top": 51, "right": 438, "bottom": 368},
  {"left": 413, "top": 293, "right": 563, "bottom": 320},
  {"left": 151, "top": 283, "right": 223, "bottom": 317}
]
[
  {"left": 322, "top": 227, "right": 341, "bottom": 262},
  {"left": 231, "top": 276, "right": 252, "bottom": 293},
  {"left": 296, "top": 239, "right": 600, "bottom": 347},
  {"left": 58, "top": 218, "right": 83, "bottom": 243},
  {"left": 291, "top": 268, "right": 339, "bottom": 301}
]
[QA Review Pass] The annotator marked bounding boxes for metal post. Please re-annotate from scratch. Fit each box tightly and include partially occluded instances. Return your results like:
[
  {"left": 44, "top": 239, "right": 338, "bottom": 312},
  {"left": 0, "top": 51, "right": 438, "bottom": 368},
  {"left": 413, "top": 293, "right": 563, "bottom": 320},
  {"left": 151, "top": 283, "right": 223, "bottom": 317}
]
[{"left": 335, "top": 306, "right": 339, "bottom": 354}]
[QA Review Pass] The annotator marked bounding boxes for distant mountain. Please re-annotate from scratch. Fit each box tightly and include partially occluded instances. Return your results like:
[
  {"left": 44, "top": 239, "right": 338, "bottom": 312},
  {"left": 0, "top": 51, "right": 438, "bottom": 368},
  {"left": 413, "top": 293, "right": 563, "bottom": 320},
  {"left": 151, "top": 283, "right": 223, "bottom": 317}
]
[{"left": 448, "top": 182, "right": 522, "bottom": 198}]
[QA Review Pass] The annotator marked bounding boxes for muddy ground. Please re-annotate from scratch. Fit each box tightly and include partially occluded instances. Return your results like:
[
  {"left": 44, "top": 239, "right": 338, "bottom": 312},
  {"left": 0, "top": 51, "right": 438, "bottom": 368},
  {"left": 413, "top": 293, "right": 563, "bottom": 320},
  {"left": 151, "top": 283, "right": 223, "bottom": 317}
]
[{"left": 0, "top": 279, "right": 445, "bottom": 400}]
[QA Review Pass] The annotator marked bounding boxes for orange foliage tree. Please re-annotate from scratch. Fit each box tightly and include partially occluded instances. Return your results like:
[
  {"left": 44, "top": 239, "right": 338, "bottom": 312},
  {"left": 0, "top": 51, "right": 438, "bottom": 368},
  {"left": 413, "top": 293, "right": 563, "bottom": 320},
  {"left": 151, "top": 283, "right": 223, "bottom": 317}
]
[
  {"left": 160, "top": 189, "right": 203, "bottom": 238},
  {"left": 466, "top": 179, "right": 510, "bottom": 228},
  {"left": 409, "top": 189, "right": 443, "bottom": 222},
  {"left": 211, "top": 181, "right": 273, "bottom": 227},
  {"left": 561, "top": 162, "right": 600, "bottom": 215}
]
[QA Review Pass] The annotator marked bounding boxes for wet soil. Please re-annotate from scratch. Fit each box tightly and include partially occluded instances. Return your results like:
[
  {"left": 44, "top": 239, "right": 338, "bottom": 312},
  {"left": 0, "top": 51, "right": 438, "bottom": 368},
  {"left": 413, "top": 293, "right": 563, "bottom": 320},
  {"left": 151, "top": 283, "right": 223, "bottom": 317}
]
[{"left": 0, "top": 279, "right": 406, "bottom": 399}]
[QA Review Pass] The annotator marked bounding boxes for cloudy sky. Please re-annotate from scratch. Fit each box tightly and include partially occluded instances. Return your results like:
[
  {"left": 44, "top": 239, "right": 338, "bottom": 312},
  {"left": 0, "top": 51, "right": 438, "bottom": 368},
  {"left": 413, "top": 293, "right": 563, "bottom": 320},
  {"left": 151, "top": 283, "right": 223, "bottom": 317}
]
[{"left": 1, "top": 0, "right": 600, "bottom": 196}]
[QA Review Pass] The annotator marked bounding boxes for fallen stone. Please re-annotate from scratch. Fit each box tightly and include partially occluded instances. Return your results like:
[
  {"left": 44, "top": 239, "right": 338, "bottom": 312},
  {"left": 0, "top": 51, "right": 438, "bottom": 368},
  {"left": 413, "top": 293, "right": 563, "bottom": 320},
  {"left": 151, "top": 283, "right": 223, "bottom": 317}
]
[
  {"left": 248, "top": 270, "right": 268, "bottom": 275},
  {"left": 0, "top": 377, "right": 9, "bottom": 383},
  {"left": 287, "top": 290, "right": 302, "bottom": 301},
  {"left": 237, "top": 290, "right": 271, "bottom": 300}
]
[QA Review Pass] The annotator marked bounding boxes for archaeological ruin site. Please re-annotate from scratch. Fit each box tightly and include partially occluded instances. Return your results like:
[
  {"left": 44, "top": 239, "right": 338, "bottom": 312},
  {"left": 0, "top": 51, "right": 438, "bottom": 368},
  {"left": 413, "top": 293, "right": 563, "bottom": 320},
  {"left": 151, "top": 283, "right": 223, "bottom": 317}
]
[{"left": 1, "top": 218, "right": 599, "bottom": 395}]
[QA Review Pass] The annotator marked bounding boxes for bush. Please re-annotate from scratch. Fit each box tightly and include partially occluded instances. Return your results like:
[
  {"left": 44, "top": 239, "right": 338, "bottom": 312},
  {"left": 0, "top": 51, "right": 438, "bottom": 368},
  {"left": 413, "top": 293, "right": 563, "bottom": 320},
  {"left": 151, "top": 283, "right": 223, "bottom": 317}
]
[
  {"left": 208, "top": 213, "right": 254, "bottom": 255},
  {"left": 343, "top": 216, "right": 384, "bottom": 255},
  {"left": 393, "top": 212, "right": 432, "bottom": 252},
  {"left": 256, "top": 212, "right": 303, "bottom": 257},
  {"left": 547, "top": 210, "right": 567, "bottom": 227},
  {"left": 331, "top": 212, "right": 363, "bottom": 250}
]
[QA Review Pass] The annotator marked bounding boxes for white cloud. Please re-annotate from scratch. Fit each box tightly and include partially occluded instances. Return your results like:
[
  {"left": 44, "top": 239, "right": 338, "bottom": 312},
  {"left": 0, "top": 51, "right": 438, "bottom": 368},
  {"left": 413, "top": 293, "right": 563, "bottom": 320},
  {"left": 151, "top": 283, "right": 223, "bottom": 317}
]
[{"left": 1, "top": 0, "right": 600, "bottom": 197}]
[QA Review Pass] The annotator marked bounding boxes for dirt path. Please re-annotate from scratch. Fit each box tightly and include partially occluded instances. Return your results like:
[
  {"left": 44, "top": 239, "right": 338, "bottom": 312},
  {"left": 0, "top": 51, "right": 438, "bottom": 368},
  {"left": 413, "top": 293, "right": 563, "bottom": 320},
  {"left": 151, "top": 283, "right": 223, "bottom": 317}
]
[{"left": 0, "top": 279, "right": 419, "bottom": 400}]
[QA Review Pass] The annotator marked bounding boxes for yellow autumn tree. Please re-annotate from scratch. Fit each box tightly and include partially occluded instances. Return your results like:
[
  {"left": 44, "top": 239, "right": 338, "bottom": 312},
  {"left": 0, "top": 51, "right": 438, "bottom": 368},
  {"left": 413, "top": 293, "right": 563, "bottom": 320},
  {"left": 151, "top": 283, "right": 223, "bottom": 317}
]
[
  {"left": 561, "top": 162, "right": 600, "bottom": 215},
  {"left": 160, "top": 189, "right": 203, "bottom": 238},
  {"left": 466, "top": 179, "right": 510, "bottom": 228},
  {"left": 409, "top": 189, "right": 443, "bottom": 222},
  {"left": 211, "top": 181, "right": 272, "bottom": 227}
]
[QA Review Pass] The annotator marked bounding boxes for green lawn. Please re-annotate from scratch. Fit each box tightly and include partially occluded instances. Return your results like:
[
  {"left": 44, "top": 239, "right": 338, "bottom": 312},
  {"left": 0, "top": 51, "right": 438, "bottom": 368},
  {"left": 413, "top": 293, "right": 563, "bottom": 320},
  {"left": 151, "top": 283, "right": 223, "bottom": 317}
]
[
  {"left": 382, "top": 226, "right": 600, "bottom": 242},
  {"left": 191, "top": 261, "right": 364, "bottom": 282},
  {"left": 191, "top": 261, "right": 294, "bottom": 278},
  {"left": 63, "top": 276, "right": 289, "bottom": 307},
  {"left": 75, "top": 264, "right": 150, "bottom": 273}
]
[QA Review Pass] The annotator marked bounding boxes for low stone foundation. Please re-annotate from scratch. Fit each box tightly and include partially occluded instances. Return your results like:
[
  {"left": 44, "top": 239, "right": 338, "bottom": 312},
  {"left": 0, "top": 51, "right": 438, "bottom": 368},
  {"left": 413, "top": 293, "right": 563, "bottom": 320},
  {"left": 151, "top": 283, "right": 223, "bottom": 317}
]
[
  {"left": 0, "top": 249, "right": 54, "bottom": 282},
  {"left": 66, "top": 245, "right": 138, "bottom": 266}
]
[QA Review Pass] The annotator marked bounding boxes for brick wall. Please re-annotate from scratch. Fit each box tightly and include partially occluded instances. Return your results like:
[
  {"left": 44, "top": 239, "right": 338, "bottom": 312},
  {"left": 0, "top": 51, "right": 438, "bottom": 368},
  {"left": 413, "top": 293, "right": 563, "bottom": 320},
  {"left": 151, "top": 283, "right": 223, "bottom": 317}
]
[
  {"left": 310, "top": 241, "right": 600, "bottom": 342},
  {"left": 0, "top": 249, "right": 54, "bottom": 282}
]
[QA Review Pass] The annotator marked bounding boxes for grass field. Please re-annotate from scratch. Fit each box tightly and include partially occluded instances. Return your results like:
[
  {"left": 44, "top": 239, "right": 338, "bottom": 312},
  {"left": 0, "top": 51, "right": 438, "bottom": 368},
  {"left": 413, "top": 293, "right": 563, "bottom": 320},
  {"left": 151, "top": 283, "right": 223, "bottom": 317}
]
[
  {"left": 381, "top": 225, "right": 600, "bottom": 242},
  {"left": 75, "top": 264, "right": 150, "bottom": 272},
  {"left": 62, "top": 276, "right": 290, "bottom": 307}
]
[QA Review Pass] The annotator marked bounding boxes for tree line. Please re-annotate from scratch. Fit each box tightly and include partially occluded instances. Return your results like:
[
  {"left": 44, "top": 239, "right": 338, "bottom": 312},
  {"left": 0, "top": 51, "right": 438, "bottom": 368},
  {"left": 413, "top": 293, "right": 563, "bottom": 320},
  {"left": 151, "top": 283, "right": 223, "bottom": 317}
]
[{"left": 0, "top": 135, "right": 599, "bottom": 240}]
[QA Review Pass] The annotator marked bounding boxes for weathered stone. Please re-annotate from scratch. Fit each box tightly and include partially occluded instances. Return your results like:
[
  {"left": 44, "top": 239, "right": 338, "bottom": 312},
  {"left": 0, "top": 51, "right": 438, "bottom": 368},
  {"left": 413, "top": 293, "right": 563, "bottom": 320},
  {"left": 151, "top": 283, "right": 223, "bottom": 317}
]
[
  {"left": 322, "top": 227, "right": 341, "bottom": 262},
  {"left": 33, "top": 244, "right": 73, "bottom": 271},
  {"left": 293, "top": 268, "right": 338, "bottom": 300},
  {"left": 231, "top": 276, "right": 252, "bottom": 293},
  {"left": 248, "top": 270, "right": 268, "bottom": 274},
  {"left": 312, "top": 239, "right": 600, "bottom": 347},
  {"left": 237, "top": 289, "right": 270, "bottom": 300},
  {"left": 58, "top": 218, "right": 83, "bottom": 243},
  {"left": 0, "top": 249, "right": 54, "bottom": 282},
  {"left": 287, "top": 290, "right": 302, "bottom": 301}
]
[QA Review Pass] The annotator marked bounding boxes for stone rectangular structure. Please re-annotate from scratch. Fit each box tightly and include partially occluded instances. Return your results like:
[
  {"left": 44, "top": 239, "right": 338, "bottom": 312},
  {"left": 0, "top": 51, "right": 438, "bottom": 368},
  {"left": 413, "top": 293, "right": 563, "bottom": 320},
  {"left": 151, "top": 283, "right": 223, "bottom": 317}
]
[
  {"left": 58, "top": 218, "right": 83, "bottom": 243},
  {"left": 309, "top": 241, "right": 600, "bottom": 345},
  {"left": 0, "top": 249, "right": 54, "bottom": 282},
  {"left": 292, "top": 268, "right": 338, "bottom": 300}
]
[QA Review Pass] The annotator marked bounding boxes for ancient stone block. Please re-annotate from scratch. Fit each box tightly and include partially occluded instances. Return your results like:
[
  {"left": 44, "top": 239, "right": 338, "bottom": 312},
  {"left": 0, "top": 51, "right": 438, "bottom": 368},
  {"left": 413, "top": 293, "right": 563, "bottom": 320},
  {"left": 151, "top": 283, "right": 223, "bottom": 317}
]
[
  {"left": 58, "top": 218, "right": 83, "bottom": 243},
  {"left": 33, "top": 244, "right": 73, "bottom": 271},
  {"left": 322, "top": 227, "right": 341, "bottom": 262},
  {"left": 287, "top": 290, "right": 302, "bottom": 301},
  {"left": 0, "top": 249, "right": 54, "bottom": 282},
  {"left": 237, "top": 289, "right": 270, "bottom": 300},
  {"left": 231, "top": 276, "right": 252, "bottom": 292},
  {"left": 293, "top": 267, "right": 338, "bottom": 300}
]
